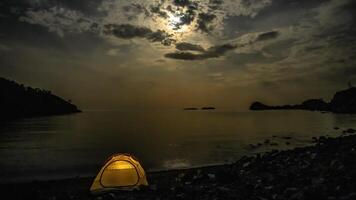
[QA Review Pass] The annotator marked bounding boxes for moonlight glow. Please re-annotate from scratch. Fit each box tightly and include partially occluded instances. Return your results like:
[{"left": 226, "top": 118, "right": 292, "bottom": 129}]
[
  {"left": 166, "top": 13, "right": 190, "bottom": 35},
  {"left": 168, "top": 13, "right": 182, "bottom": 28}
]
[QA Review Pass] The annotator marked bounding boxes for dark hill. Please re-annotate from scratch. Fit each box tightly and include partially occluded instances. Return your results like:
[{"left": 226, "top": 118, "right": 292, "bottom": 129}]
[
  {"left": 330, "top": 87, "right": 356, "bottom": 113},
  {"left": 250, "top": 87, "right": 356, "bottom": 114},
  {"left": 0, "top": 77, "right": 81, "bottom": 119}
]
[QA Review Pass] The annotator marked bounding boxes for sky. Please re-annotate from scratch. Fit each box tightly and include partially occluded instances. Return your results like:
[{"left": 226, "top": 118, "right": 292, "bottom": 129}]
[{"left": 0, "top": 0, "right": 355, "bottom": 110}]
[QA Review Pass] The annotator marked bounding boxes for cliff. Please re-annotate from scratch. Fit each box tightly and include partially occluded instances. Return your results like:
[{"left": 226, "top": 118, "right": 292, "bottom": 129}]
[{"left": 0, "top": 77, "right": 81, "bottom": 119}]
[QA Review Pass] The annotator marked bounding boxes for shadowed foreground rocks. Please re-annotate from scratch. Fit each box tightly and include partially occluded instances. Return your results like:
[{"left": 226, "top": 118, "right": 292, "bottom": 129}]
[{"left": 1, "top": 134, "right": 356, "bottom": 200}]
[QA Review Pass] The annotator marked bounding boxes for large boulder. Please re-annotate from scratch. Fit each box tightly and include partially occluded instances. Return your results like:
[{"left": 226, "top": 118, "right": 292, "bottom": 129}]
[{"left": 330, "top": 87, "right": 356, "bottom": 113}]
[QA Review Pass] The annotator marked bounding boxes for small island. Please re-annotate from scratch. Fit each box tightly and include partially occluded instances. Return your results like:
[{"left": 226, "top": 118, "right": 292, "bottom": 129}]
[
  {"left": 250, "top": 87, "right": 356, "bottom": 114},
  {"left": 183, "top": 107, "right": 198, "bottom": 110},
  {"left": 0, "top": 77, "right": 81, "bottom": 120},
  {"left": 201, "top": 107, "right": 216, "bottom": 110}
]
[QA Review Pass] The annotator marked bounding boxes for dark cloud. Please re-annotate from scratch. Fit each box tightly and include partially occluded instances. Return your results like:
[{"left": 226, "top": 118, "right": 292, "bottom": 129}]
[
  {"left": 173, "top": 0, "right": 193, "bottom": 8},
  {"left": 165, "top": 52, "right": 202, "bottom": 60},
  {"left": 122, "top": 3, "right": 150, "bottom": 20},
  {"left": 103, "top": 24, "right": 174, "bottom": 46},
  {"left": 0, "top": 0, "right": 103, "bottom": 16},
  {"left": 208, "top": 0, "right": 224, "bottom": 10},
  {"left": 104, "top": 24, "right": 150, "bottom": 38},
  {"left": 165, "top": 43, "right": 236, "bottom": 60},
  {"left": 196, "top": 13, "right": 217, "bottom": 33},
  {"left": 150, "top": 4, "right": 168, "bottom": 18},
  {"left": 166, "top": 29, "right": 282, "bottom": 61},
  {"left": 175, "top": 42, "right": 205, "bottom": 52},
  {"left": 256, "top": 30, "right": 279, "bottom": 41},
  {"left": 178, "top": 8, "right": 196, "bottom": 26}
]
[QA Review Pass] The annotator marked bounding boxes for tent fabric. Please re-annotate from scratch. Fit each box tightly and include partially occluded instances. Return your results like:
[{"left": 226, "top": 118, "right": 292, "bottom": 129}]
[{"left": 90, "top": 154, "right": 148, "bottom": 193}]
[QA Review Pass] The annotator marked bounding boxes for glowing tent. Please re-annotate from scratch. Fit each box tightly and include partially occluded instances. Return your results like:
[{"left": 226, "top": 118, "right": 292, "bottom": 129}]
[{"left": 90, "top": 154, "right": 148, "bottom": 193}]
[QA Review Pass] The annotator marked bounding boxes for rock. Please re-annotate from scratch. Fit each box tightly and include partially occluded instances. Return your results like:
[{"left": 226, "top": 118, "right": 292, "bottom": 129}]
[
  {"left": 108, "top": 193, "right": 116, "bottom": 199},
  {"left": 256, "top": 196, "right": 268, "bottom": 200},
  {"left": 265, "top": 186, "right": 273, "bottom": 190},
  {"left": 334, "top": 127, "right": 340, "bottom": 130},
  {"left": 330, "top": 87, "right": 356, "bottom": 113},
  {"left": 345, "top": 128, "right": 356, "bottom": 134},
  {"left": 243, "top": 162, "right": 250, "bottom": 168},
  {"left": 281, "top": 136, "right": 292, "bottom": 140},
  {"left": 340, "top": 193, "right": 356, "bottom": 200},
  {"left": 218, "top": 186, "right": 230, "bottom": 192},
  {"left": 150, "top": 184, "right": 157, "bottom": 190},
  {"left": 284, "top": 187, "right": 298, "bottom": 196},
  {"left": 208, "top": 174, "right": 216, "bottom": 180},
  {"left": 310, "top": 153, "right": 317, "bottom": 159},
  {"left": 290, "top": 191, "right": 304, "bottom": 200}
]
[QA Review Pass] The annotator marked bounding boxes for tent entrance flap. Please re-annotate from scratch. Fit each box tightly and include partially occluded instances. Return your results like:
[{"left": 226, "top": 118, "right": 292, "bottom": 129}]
[
  {"left": 90, "top": 154, "right": 148, "bottom": 193},
  {"left": 100, "top": 160, "right": 139, "bottom": 187}
]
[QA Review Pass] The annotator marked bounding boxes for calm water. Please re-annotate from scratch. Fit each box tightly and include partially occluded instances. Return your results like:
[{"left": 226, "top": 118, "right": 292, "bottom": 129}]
[{"left": 0, "top": 110, "right": 356, "bottom": 182}]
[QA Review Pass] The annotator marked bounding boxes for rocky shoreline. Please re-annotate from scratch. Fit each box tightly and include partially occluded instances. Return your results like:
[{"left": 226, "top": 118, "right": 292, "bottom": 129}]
[{"left": 1, "top": 132, "right": 356, "bottom": 200}]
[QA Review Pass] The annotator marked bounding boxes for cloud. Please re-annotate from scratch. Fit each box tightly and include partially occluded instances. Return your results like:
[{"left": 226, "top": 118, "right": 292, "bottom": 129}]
[
  {"left": 165, "top": 43, "right": 236, "bottom": 60},
  {"left": 175, "top": 42, "right": 205, "bottom": 52},
  {"left": 103, "top": 24, "right": 174, "bottom": 46},
  {"left": 106, "top": 48, "right": 119, "bottom": 56},
  {"left": 166, "top": 29, "right": 281, "bottom": 60},
  {"left": 149, "top": 4, "right": 168, "bottom": 18},
  {"left": 256, "top": 30, "right": 279, "bottom": 41},
  {"left": 16, "top": 0, "right": 276, "bottom": 45},
  {"left": 19, "top": 6, "right": 97, "bottom": 37},
  {"left": 196, "top": 13, "right": 217, "bottom": 33}
]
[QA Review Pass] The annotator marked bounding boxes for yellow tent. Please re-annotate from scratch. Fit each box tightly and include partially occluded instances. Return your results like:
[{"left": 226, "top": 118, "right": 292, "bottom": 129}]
[{"left": 90, "top": 153, "right": 148, "bottom": 193}]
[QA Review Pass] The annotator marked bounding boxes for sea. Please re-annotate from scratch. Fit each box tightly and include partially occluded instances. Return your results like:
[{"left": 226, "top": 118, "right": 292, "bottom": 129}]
[{"left": 0, "top": 109, "right": 355, "bottom": 182}]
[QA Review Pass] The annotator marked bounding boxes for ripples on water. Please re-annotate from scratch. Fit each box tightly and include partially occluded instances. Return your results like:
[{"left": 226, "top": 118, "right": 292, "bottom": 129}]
[{"left": 0, "top": 110, "right": 355, "bottom": 182}]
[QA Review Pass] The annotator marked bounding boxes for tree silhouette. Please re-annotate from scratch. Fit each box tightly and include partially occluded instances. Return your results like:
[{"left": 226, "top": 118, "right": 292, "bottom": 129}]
[{"left": 0, "top": 77, "right": 81, "bottom": 120}]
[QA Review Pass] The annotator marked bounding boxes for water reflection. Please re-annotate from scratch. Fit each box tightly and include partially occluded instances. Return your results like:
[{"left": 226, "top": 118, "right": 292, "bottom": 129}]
[{"left": 0, "top": 110, "right": 355, "bottom": 182}]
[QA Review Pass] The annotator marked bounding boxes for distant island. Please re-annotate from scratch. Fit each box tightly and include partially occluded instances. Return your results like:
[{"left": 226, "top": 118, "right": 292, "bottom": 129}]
[
  {"left": 183, "top": 107, "right": 216, "bottom": 110},
  {"left": 183, "top": 107, "right": 198, "bottom": 110},
  {"left": 250, "top": 87, "right": 356, "bottom": 114},
  {"left": 0, "top": 77, "right": 81, "bottom": 120},
  {"left": 201, "top": 107, "right": 216, "bottom": 110}
]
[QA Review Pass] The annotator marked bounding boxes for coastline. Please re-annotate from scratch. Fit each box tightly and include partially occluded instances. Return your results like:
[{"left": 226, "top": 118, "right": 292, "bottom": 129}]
[{"left": 1, "top": 133, "right": 356, "bottom": 200}]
